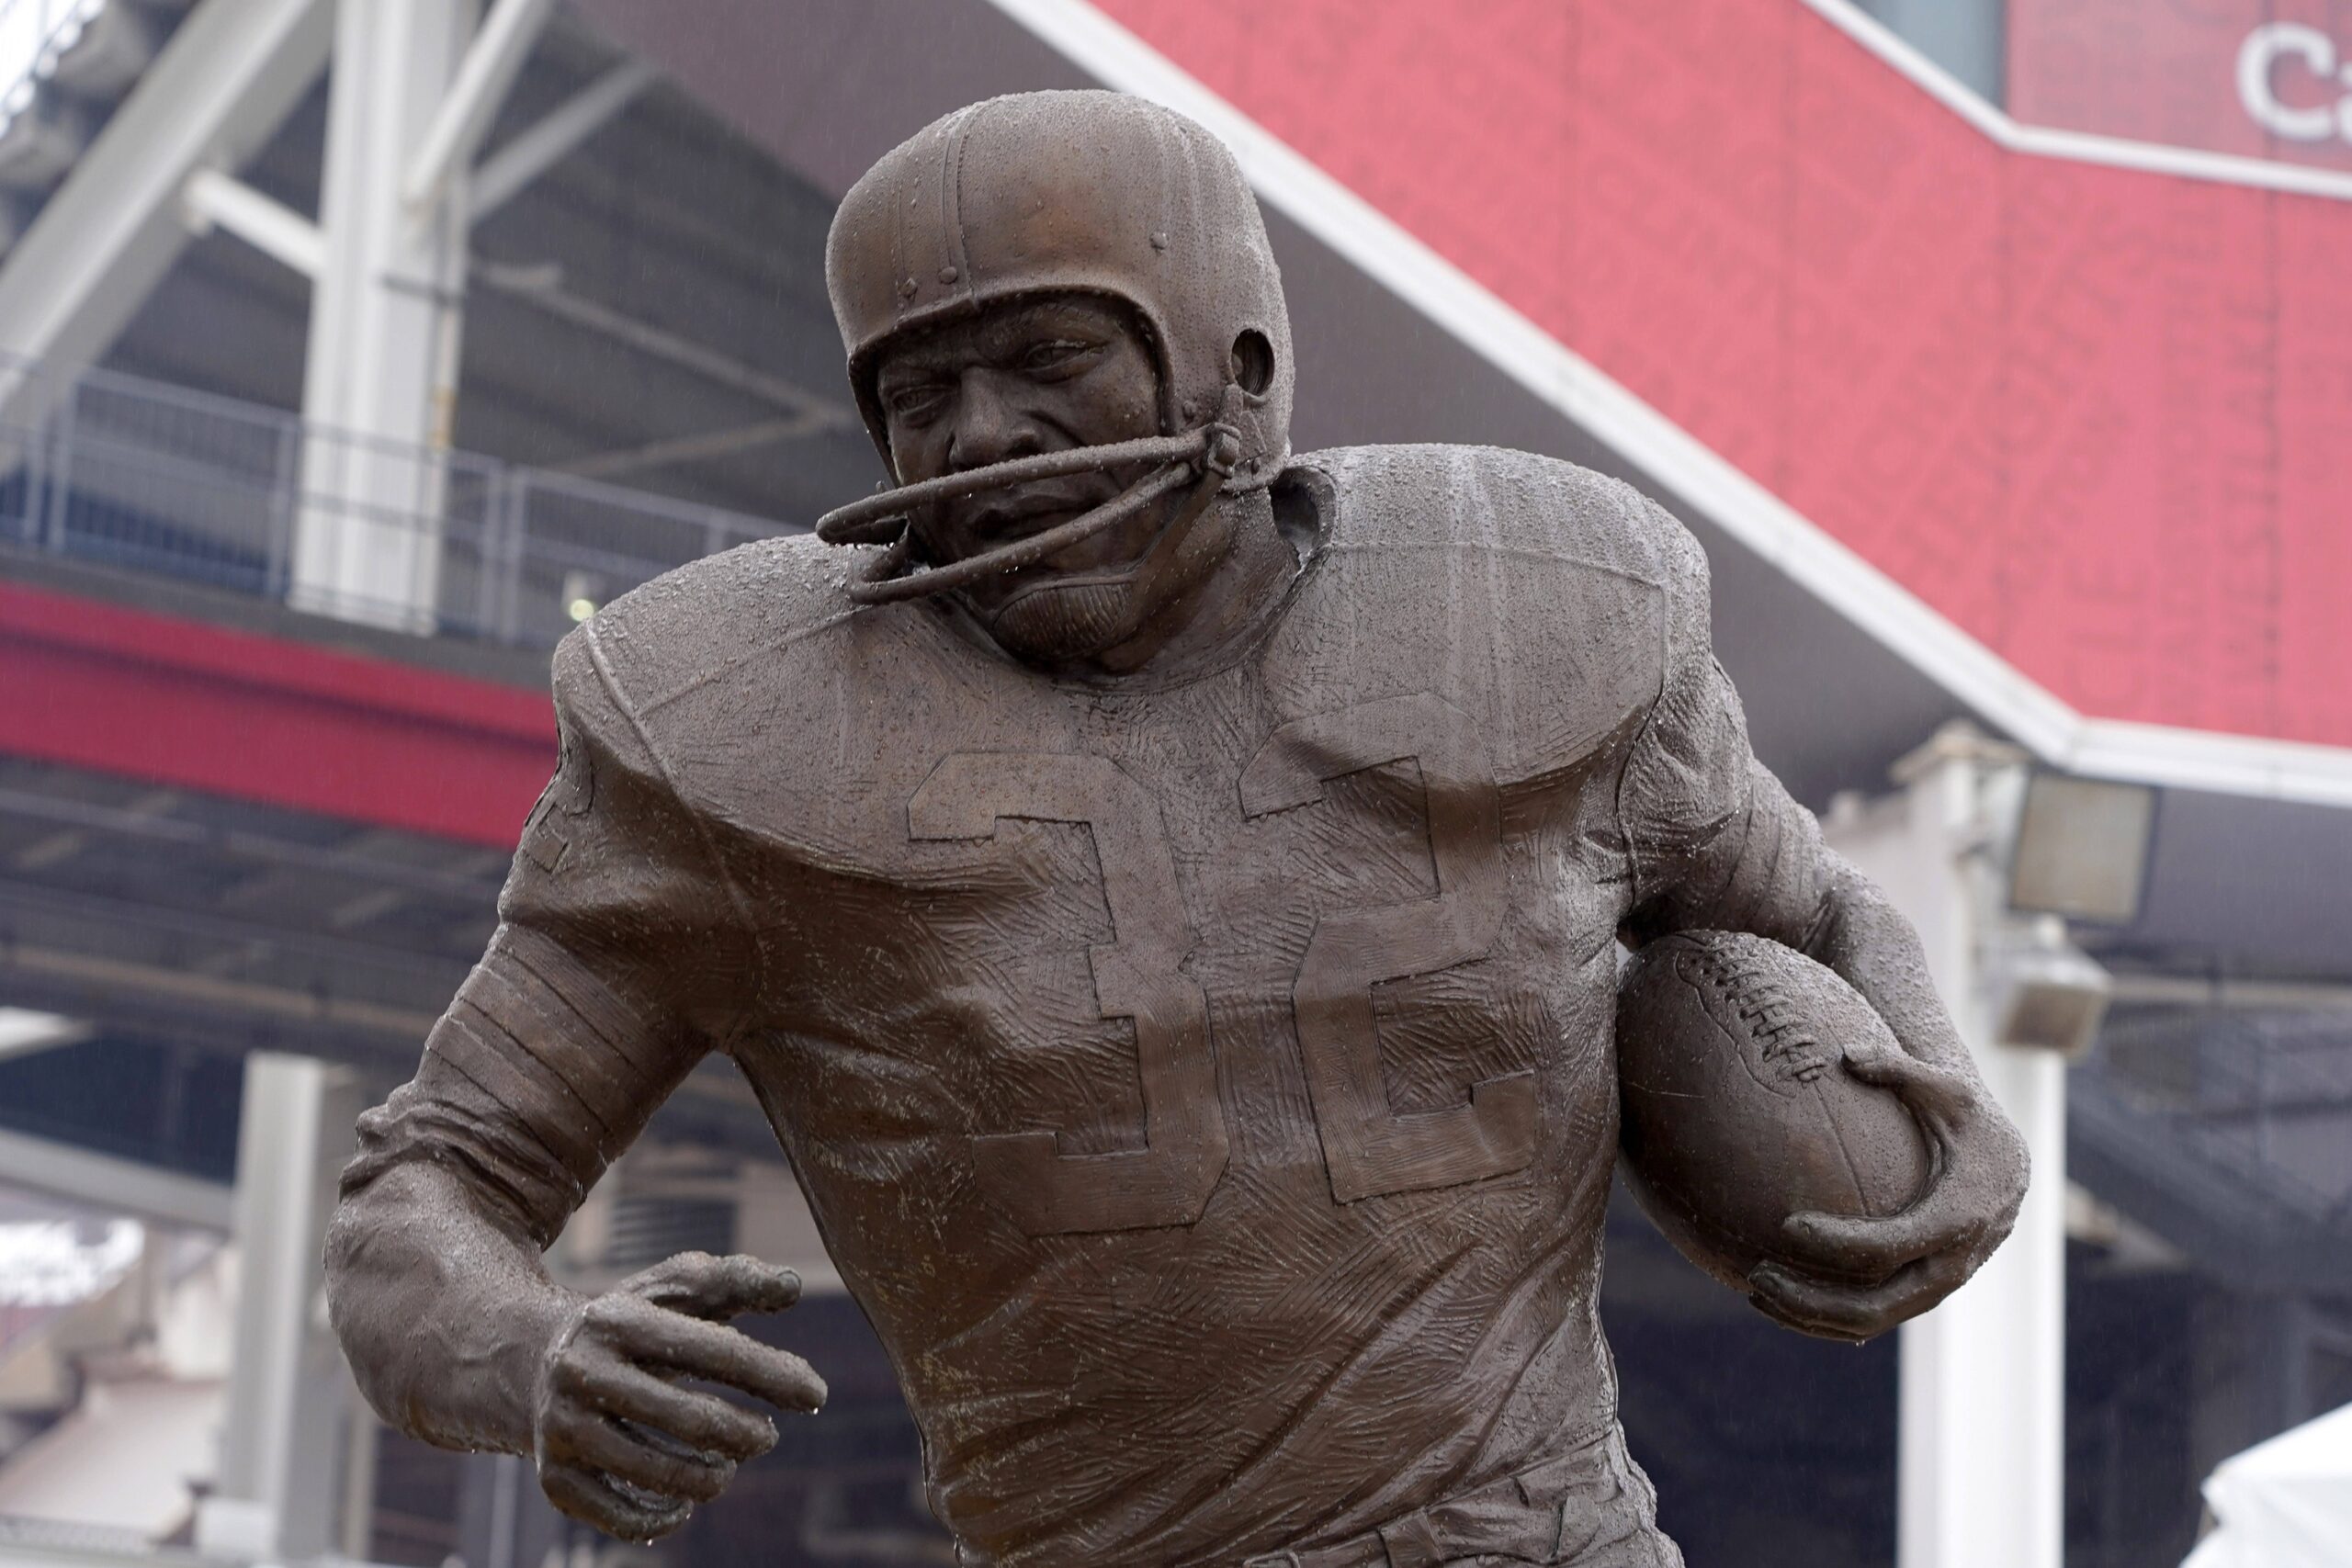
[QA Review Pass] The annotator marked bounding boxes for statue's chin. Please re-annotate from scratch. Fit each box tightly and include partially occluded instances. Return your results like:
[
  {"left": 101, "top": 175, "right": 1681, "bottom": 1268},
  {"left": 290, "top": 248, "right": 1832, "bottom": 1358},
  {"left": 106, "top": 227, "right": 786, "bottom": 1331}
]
[{"left": 984, "top": 577, "right": 1136, "bottom": 663}]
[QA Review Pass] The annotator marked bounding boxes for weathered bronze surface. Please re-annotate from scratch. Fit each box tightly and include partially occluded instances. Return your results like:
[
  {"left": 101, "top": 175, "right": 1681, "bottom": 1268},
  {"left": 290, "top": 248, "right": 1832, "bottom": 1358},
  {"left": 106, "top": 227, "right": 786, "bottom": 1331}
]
[
  {"left": 326, "top": 90, "right": 2030, "bottom": 1567},
  {"left": 1616, "top": 930, "right": 1939, "bottom": 1293}
]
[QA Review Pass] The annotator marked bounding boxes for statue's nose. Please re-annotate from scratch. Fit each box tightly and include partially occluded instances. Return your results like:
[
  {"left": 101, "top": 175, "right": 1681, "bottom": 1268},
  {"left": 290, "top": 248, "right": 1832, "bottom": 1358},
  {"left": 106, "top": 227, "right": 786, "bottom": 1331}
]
[{"left": 945, "top": 369, "right": 1046, "bottom": 474}]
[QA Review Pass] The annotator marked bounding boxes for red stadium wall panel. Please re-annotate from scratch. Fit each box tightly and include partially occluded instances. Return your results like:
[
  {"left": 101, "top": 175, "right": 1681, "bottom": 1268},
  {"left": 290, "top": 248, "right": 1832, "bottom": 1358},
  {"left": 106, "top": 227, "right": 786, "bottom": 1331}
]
[
  {"left": 1073, "top": 0, "right": 2352, "bottom": 758},
  {"left": 0, "top": 583, "right": 554, "bottom": 848},
  {"left": 2011, "top": 0, "right": 2352, "bottom": 172}
]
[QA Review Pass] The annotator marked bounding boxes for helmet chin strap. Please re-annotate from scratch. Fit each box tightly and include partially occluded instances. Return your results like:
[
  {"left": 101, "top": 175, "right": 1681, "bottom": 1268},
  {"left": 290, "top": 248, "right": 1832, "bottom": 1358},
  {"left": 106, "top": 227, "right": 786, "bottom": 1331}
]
[{"left": 814, "top": 391, "right": 1246, "bottom": 608}]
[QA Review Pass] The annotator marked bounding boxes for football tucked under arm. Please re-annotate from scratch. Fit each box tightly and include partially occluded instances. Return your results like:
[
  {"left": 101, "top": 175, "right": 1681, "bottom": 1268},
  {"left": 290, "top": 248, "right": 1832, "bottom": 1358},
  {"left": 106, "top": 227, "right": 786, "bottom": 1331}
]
[
  {"left": 1615, "top": 505, "right": 2029, "bottom": 1340},
  {"left": 1614, "top": 928, "right": 1934, "bottom": 1294}
]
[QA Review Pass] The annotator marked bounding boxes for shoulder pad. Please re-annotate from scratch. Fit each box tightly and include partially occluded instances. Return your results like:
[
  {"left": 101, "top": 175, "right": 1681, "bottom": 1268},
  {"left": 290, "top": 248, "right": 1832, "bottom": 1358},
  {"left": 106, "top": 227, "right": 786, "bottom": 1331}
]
[
  {"left": 1266, "top": 446, "right": 1702, "bottom": 784},
  {"left": 560, "top": 533, "right": 1012, "bottom": 839},
  {"left": 579, "top": 532, "right": 864, "bottom": 716},
  {"left": 1287, "top": 445, "right": 1692, "bottom": 585}
]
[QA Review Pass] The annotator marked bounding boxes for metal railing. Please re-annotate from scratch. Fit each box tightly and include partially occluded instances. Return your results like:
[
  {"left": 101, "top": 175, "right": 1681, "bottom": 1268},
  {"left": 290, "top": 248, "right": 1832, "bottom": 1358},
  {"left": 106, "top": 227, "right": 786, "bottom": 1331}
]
[
  {"left": 2085, "top": 1002, "right": 2352, "bottom": 1233},
  {"left": 0, "top": 355, "right": 797, "bottom": 649}
]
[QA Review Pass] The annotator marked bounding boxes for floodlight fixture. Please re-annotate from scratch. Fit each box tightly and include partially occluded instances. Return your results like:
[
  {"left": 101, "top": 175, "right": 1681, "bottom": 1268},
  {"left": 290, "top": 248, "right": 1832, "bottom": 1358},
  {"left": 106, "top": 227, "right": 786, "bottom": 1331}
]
[
  {"left": 2007, "top": 772, "right": 2156, "bottom": 926},
  {"left": 1984, "top": 915, "right": 2112, "bottom": 1058}
]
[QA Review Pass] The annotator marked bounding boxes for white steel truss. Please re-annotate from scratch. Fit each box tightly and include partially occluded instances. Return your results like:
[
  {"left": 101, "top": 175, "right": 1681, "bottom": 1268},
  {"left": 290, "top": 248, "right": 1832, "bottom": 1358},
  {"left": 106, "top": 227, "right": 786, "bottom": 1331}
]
[
  {"left": 403, "top": 0, "right": 561, "bottom": 213},
  {"left": 291, "top": 0, "right": 481, "bottom": 631},
  {"left": 0, "top": 0, "right": 331, "bottom": 435},
  {"left": 469, "top": 57, "right": 655, "bottom": 221}
]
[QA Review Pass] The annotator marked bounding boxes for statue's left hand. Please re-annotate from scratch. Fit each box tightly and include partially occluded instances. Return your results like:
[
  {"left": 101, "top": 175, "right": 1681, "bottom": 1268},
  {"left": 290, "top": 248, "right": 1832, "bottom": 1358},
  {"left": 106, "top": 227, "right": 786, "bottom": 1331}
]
[{"left": 1745, "top": 1044, "right": 2030, "bottom": 1343}]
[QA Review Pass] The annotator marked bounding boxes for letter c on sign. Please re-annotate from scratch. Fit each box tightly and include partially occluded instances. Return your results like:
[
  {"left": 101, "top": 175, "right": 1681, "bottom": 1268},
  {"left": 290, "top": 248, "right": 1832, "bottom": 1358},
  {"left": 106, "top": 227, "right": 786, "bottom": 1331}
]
[{"left": 2237, "top": 22, "right": 2344, "bottom": 144}]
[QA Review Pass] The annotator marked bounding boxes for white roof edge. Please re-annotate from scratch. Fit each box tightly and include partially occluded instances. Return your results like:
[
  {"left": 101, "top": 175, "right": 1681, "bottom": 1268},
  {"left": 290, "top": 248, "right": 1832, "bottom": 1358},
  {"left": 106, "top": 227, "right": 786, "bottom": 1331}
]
[
  {"left": 1791, "top": 0, "right": 2352, "bottom": 203},
  {"left": 980, "top": 0, "right": 2352, "bottom": 811}
]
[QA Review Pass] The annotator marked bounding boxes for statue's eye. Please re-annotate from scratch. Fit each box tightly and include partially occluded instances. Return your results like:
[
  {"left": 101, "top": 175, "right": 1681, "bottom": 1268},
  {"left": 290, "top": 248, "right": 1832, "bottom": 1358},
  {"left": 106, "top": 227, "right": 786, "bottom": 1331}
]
[
  {"left": 885, "top": 383, "right": 948, "bottom": 423},
  {"left": 1018, "top": 340, "right": 1091, "bottom": 375}
]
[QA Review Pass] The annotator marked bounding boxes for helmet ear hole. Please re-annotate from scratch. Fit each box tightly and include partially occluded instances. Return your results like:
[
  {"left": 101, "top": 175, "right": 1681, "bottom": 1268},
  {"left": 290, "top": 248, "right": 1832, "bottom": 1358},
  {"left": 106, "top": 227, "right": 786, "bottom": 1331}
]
[{"left": 1229, "top": 329, "right": 1275, "bottom": 399}]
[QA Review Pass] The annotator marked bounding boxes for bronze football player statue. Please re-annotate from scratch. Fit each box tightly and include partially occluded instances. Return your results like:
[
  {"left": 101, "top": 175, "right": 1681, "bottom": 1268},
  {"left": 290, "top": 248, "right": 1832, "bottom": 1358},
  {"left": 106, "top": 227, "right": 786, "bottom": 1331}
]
[{"left": 327, "top": 91, "right": 2029, "bottom": 1567}]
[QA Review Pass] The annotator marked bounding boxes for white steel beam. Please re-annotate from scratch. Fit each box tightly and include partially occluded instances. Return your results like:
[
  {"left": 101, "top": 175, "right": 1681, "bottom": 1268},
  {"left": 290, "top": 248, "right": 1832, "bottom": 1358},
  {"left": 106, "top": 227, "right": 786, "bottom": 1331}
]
[
  {"left": 469, "top": 58, "right": 656, "bottom": 221},
  {"left": 2104, "top": 973, "right": 2352, "bottom": 1011},
  {"left": 179, "top": 168, "right": 324, "bottom": 279},
  {"left": 402, "top": 0, "right": 560, "bottom": 214},
  {"left": 294, "top": 0, "right": 480, "bottom": 632},
  {"left": 198, "top": 1054, "right": 363, "bottom": 1562},
  {"left": 0, "top": 0, "right": 331, "bottom": 421},
  {"left": 472, "top": 257, "right": 852, "bottom": 425},
  {"left": 553, "top": 415, "right": 826, "bottom": 481},
  {"left": 0, "top": 1125, "right": 232, "bottom": 1231},
  {"left": 1826, "top": 729, "right": 2068, "bottom": 1568}
]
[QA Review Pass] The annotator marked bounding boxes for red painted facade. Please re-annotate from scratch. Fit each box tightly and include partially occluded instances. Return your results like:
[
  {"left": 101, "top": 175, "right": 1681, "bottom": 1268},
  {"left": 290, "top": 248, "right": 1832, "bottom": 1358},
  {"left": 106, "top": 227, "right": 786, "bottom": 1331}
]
[
  {"left": 2011, "top": 0, "right": 2352, "bottom": 172},
  {"left": 1095, "top": 0, "right": 2352, "bottom": 751},
  {"left": 9, "top": 0, "right": 2350, "bottom": 850},
  {"left": 0, "top": 582, "right": 554, "bottom": 848}
]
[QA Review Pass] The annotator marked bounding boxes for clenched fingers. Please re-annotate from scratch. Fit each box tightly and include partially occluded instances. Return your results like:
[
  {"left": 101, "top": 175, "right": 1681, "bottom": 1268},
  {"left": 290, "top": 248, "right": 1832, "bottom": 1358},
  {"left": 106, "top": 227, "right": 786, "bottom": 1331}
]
[
  {"left": 538, "top": 1461, "right": 691, "bottom": 1543},
  {"left": 1747, "top": 1253, "right": 1970, "bottom": 1343},
  {"left": 583, "top": 1295, "right": 828, "bottom": 1414},
  {"left": 1839, "top": 1046, "right": 1978, "bottom": 1136},
  {"left": 550, "top": 1353, "right": 779, "bottom": 1461},
  {"left": 545, "top": 1409, "right": 736, "bottom": 1504},
  {"left": 622, "top": 1252, "right": 803, "bottom": 1322},
  {"left": 1779, "top": 1182, "right": 1991, "bottom": 1282}
]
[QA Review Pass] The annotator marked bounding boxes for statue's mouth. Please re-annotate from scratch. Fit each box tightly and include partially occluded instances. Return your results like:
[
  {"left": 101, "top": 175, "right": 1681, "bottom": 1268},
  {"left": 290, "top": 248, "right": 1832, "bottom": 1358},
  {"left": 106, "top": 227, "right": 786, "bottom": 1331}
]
[{"left": 956, "top": 477, "right": 1121, "bottom": 548}]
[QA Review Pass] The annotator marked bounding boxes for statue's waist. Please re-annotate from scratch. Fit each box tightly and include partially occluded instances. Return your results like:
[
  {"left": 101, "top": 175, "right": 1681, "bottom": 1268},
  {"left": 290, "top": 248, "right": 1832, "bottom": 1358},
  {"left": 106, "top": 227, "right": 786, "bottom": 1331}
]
[
  {"left": 900, "top": 1265, "right": 1620, "bottom": 1566},
  {"left": 1238, "top": 1424, "right": 1670, "bottom": 1568}
]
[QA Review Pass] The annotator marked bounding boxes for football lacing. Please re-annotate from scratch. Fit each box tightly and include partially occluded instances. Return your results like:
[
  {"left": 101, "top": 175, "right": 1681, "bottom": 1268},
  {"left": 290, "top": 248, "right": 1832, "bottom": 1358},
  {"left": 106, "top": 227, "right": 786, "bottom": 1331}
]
[{"left": 1684, "top": 942, "right": 1833, "bottom": 1083}]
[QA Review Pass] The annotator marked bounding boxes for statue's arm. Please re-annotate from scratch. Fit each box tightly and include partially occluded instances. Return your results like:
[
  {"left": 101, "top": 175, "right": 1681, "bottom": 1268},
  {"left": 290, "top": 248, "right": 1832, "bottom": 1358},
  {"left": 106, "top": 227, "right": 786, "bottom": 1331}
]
[
  {"left": 1624, "top": 747, "right": 1977, "bottom": 1085},
  {"left": 326, "top": 1035, "right": 625, "bottom": 1458},
  {"left": 325, "top": 952, "right": 819, "bottom": 1534},
  {"left": 327, "top": 1173, "right": 551, "bottom": 1445},
  {"left": 1617, "top": 503, "right": 2028, "bottom": 1340},
  {"left": 326, "top": 626, "right": 822, "bottom": 1538}
]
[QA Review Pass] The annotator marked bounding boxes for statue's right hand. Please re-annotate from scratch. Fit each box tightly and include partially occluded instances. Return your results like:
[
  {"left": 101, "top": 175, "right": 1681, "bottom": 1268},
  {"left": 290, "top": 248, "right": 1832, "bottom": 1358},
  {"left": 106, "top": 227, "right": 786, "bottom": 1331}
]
[{"left": 533, "top": 1251, "right": 827, "bottom": 1541}]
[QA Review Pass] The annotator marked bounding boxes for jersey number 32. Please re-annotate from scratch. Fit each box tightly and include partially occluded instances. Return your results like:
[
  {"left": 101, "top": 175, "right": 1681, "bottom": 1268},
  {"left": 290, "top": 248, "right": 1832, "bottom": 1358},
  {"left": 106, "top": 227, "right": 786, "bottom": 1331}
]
[{"left": 909, "top": 693, "right": 1538, "bottom": 1235}]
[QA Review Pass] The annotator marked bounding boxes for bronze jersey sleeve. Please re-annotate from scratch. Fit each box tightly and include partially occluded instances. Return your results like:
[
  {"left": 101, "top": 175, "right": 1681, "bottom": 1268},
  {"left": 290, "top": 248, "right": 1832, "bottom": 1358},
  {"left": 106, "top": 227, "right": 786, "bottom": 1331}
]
[
  {"left": 341, "top": 625, "right": 756, "bottom": 1248},
  {"left": 1616, "top": 499, "right": 1830, "bottom": 953}
]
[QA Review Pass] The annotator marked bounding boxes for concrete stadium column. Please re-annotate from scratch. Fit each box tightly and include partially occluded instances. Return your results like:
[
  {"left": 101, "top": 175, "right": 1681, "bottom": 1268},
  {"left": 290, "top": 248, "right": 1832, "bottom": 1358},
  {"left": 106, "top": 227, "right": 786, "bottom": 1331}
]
[
  {"left": 293, "top": 0, "right": 479, "bottom": 632},
  {"left": 1823, "top": 726, "right": 2068, "bottom": 1568},
  {"left": 197, "top": 1054, "right": 366, "bottom": 1562}
]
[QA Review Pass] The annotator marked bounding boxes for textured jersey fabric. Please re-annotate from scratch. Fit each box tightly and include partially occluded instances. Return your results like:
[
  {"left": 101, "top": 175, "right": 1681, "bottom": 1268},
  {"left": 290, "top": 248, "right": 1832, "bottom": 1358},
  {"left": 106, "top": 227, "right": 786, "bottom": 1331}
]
[{"left": 346, "top": 446, "right": 1807, "bottom": 1567}]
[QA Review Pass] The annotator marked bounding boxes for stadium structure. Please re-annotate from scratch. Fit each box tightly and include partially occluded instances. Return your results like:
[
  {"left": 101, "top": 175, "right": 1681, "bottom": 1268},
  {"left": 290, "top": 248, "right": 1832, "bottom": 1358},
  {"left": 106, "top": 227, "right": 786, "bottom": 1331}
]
[{"left": 0, "top": 3, "right": 2345, "bottom": 1566}]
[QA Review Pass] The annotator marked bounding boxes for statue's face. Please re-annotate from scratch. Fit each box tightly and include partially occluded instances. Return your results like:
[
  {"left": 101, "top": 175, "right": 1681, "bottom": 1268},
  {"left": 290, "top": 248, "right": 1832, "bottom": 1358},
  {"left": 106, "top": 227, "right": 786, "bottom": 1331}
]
[{"left": 871, "top": 294, "right": 1173, "bottom": 658}]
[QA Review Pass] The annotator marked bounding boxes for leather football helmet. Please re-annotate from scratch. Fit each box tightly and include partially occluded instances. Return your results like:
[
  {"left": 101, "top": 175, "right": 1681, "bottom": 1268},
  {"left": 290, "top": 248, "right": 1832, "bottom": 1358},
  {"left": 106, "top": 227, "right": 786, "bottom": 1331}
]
[{"left": 816, "top": 90, "right": 1293, "bottom": 606}]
